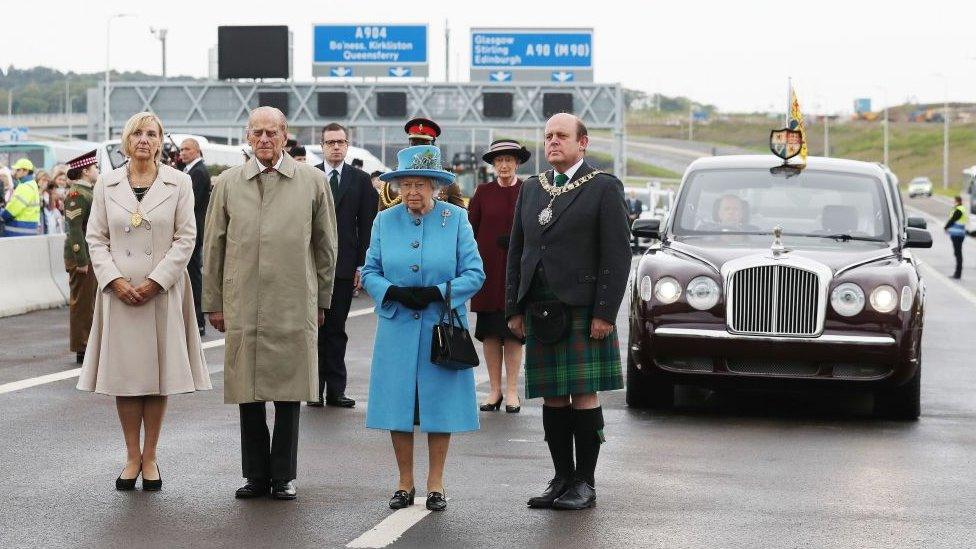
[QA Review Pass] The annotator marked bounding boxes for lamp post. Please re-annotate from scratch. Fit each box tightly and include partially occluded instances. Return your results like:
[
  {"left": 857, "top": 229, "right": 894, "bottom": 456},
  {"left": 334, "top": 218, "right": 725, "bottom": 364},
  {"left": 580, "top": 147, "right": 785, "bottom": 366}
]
[
  {"left": 105, "top": 13, "right": 135, "bottom": 140},
  {"left": 150, "top": 27, "right": 168, "bottom": 79},
  {"left": 873, "top": 86, "right": 889, "bottom": 166},
  {"left": 933, "top": 73, "right": 950, "bottom": 189}
]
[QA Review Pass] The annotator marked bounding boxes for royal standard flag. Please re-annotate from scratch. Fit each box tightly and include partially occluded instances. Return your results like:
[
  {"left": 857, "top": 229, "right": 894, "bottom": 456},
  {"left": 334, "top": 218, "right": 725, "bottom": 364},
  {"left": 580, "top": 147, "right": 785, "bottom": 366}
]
[{"left": 788, "top": 84, "right": 808, "bottom": 164}]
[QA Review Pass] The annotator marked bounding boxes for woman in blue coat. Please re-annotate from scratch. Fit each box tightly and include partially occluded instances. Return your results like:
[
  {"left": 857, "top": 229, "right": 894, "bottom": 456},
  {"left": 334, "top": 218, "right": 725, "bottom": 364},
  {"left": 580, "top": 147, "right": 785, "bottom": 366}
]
[{"left": 362, "top": 145, "right": 485, "bottom": 512}]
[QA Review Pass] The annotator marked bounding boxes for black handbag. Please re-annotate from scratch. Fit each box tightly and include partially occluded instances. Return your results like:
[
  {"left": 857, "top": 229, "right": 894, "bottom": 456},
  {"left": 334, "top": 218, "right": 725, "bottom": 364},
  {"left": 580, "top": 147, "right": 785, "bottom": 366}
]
[
  {"left": 430, "top": 282, "right": 480, "bottom": 370},
  {"left": 527, "top": 300, "right": 570, "bottom": 345}
]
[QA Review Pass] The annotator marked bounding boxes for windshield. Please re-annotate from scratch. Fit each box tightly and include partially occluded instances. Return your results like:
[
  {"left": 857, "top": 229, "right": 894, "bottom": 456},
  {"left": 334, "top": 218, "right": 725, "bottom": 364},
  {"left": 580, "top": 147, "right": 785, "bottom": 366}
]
[{"left": 672, "top": 168, "right": 892, "bottom": 241}]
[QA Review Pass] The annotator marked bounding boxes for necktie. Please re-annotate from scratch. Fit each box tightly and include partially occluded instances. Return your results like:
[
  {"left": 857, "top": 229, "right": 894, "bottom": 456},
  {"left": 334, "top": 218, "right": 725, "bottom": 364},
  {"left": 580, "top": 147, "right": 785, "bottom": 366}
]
[
  {"left": 329, "top": 170, "right": 339, "bottom": 195},
  {"left": 554, "top": 173, "right": 569, "bottom": 187}
]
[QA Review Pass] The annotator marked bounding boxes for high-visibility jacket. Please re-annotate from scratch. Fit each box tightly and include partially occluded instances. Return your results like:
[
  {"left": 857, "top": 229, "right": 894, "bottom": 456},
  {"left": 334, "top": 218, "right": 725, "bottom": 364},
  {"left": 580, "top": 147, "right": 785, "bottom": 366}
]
[
  {"left": 0, "top": 179, "right": 41, "bottom": 236},
  {"left": 947, "top": 205, "right": 968, "bottom": 237}
]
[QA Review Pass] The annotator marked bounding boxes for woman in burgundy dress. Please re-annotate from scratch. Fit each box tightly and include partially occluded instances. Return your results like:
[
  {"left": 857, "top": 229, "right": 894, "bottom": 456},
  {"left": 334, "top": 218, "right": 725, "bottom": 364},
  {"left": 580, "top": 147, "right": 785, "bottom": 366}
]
[{"left": 469, "top": 139, "right": 531, "bottom": 413}]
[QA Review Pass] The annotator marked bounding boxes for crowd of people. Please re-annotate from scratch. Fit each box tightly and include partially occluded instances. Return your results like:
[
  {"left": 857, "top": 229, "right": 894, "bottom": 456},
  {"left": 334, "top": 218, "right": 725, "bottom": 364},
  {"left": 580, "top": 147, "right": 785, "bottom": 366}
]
[
  {"left": 6, "top": 106, "right": 632, "bottom": 514},
  {"left": 0, "top": 159, "right": 75, "bottom": 236}
]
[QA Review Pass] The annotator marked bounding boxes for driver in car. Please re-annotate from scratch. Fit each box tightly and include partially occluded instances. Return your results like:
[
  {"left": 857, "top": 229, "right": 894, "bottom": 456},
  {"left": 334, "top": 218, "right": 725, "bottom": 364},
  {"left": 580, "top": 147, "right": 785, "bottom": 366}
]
[{"left": 713, "top": 194, "right": 758, "bottom": 231}]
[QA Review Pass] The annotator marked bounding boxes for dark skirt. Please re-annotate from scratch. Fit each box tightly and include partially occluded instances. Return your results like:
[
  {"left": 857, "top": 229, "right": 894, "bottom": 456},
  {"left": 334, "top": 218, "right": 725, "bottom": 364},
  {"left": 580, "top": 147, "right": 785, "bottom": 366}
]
[
  {"left": 475, "top": 311, "right": 524, "bottom": 343},
  {"left": 523, "top": 273, "right": 623, "bottom": 399}
]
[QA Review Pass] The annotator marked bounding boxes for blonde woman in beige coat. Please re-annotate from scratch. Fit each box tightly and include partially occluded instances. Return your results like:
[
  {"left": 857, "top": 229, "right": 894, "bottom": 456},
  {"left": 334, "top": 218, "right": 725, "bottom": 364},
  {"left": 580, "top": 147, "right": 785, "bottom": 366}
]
[{"left": 78, "top": 112, "right": 212, "bottom": 492}]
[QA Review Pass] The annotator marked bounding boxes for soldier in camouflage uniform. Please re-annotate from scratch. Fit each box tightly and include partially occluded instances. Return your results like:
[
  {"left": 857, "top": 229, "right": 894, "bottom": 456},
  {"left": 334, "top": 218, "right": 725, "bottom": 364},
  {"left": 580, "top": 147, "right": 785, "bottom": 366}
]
[{"left": 63, "top": 150, "right": 100, "bottom": 363}]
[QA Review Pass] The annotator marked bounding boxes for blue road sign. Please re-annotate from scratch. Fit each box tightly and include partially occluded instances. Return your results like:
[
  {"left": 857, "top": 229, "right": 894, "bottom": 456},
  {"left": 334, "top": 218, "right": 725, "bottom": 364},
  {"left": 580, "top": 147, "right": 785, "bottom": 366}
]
[
  {"left": 313, "top": 25, "right": 427, "bottom": 64},
  {"left": 471, "top": 29, "right": 593, "bottom": 69},
  {"left": 489, "top": 71, "right": 512, "bottom": 82},
  {"left": 854, "top": 97, "right": 872, "bottom": 114}
]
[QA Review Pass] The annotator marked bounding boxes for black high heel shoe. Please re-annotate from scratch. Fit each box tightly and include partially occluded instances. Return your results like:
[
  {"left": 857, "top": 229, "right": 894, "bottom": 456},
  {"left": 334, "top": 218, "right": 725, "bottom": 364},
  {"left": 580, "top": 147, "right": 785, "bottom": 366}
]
[
  {"left": 389, "top": 487, "right": 416, "bottom": 509},
  {"left": 426, "top": 491, "right": 447, "bottom": 511},
  {"left": 505, "top": 397, "right": 521, "bottom": 414},
  {"left": 479, "top": 395, "right": 503, "bottom": 412},
  {"left": 142, "top": 463, "right": 162, "bottom": 491},
  {"left": 115, "top": 463, "right": 140, "bottom": 491}
]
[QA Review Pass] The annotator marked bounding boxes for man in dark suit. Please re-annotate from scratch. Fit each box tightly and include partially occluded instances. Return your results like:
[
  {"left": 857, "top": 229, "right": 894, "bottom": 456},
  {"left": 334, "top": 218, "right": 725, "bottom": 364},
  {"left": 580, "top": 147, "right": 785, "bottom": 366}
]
[
  {"left": 506, "top": 113, "right": 631, "bottom": 511},
  {"left": 625, "top": 190, "right": 643, "bottom": 250},
  {"left": 180, "top": 138, "right": 211, "bottom": 336},
  {"left": 310, "top": 122, "right": 379, "bottom": 408}
]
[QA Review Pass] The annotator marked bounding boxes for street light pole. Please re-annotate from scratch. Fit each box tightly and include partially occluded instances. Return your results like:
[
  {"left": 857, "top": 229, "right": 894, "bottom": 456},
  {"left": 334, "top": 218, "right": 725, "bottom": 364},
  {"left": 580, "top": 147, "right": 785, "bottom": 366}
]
[
  {"left": 824, "top": 111, "right": 830, "bottom": 158},
  {"left": 150, "top": 28, "right": 168, "bottom": 79},
  {"left": 105, "top": 13, "right": 134, "bottom": 140},
  {"left": 944, "top": 89, "right": 950, "bottom": 190}
]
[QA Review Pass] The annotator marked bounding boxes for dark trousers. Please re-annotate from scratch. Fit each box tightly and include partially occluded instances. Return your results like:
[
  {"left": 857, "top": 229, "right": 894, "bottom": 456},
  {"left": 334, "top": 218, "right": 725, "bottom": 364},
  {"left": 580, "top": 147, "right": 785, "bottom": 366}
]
[
  {"left": 952, "top": 235, "right": 965, "bottom": 277},
  {"left": 187, "top": 243, "right": 204, "bottom": 328},
  {"left": 239, "top": 401, "right": 300, "bottom": 481},
  {"left": 317, "top": 277, "right": 354, "bottom": 398}
]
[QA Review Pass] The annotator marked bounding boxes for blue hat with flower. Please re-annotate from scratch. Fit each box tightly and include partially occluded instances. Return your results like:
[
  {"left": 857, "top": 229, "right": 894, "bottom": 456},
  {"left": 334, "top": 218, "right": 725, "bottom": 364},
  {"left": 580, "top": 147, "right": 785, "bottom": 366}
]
[{"left": 378, "top": 145, "right": 456, "bottom": 186}]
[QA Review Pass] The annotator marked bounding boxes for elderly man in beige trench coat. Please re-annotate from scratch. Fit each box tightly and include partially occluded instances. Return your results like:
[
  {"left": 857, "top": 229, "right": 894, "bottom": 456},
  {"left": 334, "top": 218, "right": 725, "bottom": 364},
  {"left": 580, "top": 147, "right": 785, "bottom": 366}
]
[{"left": 203, "top": 106, "right": 338, "bottom": 501}]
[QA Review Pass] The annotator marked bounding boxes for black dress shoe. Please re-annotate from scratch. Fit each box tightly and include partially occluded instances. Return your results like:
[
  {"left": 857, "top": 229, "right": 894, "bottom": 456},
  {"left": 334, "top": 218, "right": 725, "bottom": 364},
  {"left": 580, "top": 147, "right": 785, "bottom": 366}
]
[
  {"left": 551, "top": 479, "right": 596, "bottom": 510},
  {"left": 527, "top": 477, "right": 571, "bottom": 508},
  {"left": 326, "top": 394, "right": 356, "bottom": 408},
  {"left": 115, "top": 465, "right": 140, "bottom": 491},
  {"left": 425, "top": 491, "right": 447, "bottom": 511},
  {"left": 389, "top": 487, "right": 416, "bottom": 509},
  {"left": 235, "top": 479, "right": 270, "bottom": 499},
  {"left": 306, "top": 399, "right": 325, "bottom": 407},
  {"left": 480, "top": 395, "right": 503, "bottom": 412},
  {"left": 505, "top": 397, "right": 521, "bottom": 414},
  {"left": 142, "top": 463, "right": 162, "bottom": 491},
  {"left": 271, "top": 480, "right": 297, "bottom": 500}
]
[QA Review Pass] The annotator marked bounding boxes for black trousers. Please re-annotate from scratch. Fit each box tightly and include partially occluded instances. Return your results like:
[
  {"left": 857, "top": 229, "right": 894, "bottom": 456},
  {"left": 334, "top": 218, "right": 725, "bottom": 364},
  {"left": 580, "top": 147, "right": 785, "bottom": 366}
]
[
  {"left": 952, "top": 235, "right": 965, "bottom": 277},
  {"left": 317, "top": 277, "right": 354, "bottom": 398},
  {"left": 187, "top": 242, "right": 204, "bottom": 328},
  {"left": 239, "top": 401, "right": 300, "bottom": 481}
]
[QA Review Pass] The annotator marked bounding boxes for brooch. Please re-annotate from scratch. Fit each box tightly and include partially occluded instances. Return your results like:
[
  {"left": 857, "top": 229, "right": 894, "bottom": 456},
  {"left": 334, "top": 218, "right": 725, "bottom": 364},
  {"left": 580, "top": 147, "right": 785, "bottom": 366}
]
[{"left": 441, "top": 209, "right": 452, "bottom": 227}]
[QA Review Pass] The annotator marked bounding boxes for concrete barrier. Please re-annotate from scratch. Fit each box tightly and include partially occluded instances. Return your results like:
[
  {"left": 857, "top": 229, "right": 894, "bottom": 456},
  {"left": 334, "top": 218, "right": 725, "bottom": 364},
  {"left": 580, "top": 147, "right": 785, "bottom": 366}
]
[{"left": 0, "top": 234, "right": 69, "bottom": 317}]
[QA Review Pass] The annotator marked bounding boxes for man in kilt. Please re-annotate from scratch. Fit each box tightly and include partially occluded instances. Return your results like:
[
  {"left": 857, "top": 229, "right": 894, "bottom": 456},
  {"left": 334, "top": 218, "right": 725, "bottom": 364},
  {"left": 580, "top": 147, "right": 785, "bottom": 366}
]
[{"left": 506, "top": 113, "right": 631, "bottom": 510}]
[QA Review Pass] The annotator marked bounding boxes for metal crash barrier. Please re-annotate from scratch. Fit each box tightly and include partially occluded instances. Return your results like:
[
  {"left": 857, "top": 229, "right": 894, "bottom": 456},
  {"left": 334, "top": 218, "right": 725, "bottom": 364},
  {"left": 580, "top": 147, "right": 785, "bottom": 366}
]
[{"left": 0, "top": 234, "right": 70, "bottom": 318}]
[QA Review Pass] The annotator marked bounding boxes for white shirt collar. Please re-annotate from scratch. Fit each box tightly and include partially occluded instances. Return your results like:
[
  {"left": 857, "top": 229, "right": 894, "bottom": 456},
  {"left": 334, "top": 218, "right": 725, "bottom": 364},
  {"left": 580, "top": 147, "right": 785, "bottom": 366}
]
[
  {"left": 326, "top": 160, "right": 344, "bottom": 174},
  {"left": 555, "top": 156, "right": 586, "bottom": 182},
  {"left": 183, "top": 157, "right": 202, "bottom": 172},
  {"left": 257, "top": 153, "right": 285, "bottom": 173}
]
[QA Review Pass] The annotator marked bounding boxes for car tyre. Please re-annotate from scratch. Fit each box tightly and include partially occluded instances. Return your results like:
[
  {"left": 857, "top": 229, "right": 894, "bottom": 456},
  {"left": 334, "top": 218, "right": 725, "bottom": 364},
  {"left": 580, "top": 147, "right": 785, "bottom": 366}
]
[
  {"left": 626, "top": 349, "right": 674, "bottom": 409},
  {"left": 873, "top": 358, "right": 921, "bottom": 420}
]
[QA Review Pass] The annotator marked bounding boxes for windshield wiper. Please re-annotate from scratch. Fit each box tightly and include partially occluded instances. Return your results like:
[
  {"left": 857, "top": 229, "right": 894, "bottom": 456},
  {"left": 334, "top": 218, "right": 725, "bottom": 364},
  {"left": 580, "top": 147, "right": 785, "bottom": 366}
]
[{"left": 810, "top": 233, "right": 884, "bottom": 242}]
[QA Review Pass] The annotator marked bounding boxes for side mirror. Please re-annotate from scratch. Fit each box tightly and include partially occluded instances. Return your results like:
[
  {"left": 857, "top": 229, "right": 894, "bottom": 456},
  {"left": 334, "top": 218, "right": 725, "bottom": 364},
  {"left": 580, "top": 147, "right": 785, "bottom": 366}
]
[
  {"left": 631, "top": 218, "right": 661, "bottom": 239},
  {"left": 906, "top": 217, "right": 927, "bottom": 230},
  {"left": 905, "top": 227, "right": 933, "bottom": 249}
]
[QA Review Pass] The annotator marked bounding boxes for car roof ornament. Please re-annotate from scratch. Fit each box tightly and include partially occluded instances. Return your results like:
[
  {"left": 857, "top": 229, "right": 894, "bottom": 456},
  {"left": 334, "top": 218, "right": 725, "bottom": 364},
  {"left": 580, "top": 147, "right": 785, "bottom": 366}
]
[{"left": 771, "top": 226, "right": 788, "bottom": 257}]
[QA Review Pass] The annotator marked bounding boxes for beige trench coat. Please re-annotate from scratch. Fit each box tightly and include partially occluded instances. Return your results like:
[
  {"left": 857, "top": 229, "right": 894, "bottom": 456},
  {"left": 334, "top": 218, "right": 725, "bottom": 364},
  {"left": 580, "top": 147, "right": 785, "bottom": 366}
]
[
  {"left": 77, "top": 164, "right": 212, "bottom": 396},
  {"left": 202, "top": 154, "right": 338, "bottom": 404}
]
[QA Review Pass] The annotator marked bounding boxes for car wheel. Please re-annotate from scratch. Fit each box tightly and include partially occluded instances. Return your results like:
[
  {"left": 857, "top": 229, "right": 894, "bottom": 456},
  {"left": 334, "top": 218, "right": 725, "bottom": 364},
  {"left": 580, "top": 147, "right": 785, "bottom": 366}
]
[
  {"left": 626, "top": 349, "right": 674, "bottom": 409},
  {"left": 873, "top": 357, "right": 921, "bottom": 420}
]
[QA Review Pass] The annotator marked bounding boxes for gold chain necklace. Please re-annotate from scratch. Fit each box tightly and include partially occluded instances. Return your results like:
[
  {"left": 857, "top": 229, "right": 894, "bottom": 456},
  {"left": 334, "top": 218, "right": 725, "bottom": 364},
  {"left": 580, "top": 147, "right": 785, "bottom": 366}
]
[
  {"left": 125, "top": 163, "right": 157, "bottom": 227},
  {"left": 537, "top": 170, "right": 601, "bottom": 226}
]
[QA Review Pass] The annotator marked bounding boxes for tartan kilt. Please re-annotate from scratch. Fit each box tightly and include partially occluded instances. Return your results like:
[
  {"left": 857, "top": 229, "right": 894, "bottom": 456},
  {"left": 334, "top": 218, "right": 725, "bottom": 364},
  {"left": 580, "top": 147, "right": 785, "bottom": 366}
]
[{"left": 523, "top": 275, "right": 624, "bottom": 399}]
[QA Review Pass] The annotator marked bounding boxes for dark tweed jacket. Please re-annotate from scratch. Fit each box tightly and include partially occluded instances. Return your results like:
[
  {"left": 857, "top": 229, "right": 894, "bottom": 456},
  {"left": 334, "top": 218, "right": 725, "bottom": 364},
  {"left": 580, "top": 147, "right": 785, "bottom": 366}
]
[{"left": 505, "top": 161, "right": 632, "bottom": 323}]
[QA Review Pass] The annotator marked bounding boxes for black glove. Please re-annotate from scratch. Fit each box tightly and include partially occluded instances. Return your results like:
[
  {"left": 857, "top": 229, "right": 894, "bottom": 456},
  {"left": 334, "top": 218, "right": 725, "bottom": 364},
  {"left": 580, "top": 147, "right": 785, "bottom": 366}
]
[
  {"left": 384, "top": 286, "right": 426, "bottom": 310},
  {"left": 412, "top": 286, "right": 443, "bottom": 308},
  {"left": 496, "top": 234, "right": 510, "bottom": 249}
]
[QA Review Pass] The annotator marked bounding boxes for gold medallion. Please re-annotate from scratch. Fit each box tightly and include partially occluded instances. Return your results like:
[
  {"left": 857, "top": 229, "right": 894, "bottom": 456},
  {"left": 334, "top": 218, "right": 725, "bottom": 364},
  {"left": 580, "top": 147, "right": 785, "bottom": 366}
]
[{"left": 130, "top": 212, "right": 143, "bottom": 227}]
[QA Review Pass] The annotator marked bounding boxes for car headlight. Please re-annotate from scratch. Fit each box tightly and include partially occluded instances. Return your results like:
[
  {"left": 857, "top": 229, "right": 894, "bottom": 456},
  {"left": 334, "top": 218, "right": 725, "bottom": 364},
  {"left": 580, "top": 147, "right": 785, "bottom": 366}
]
[
  {"left": 639, "top": 275, "right": 653, "bottom": 302},
  {"left": 900, "top": 285, "right": 913, "bottom": 312},
  {"left": 686, "top": 276, "right": 720, "bottom": 310},
  {"left": 654, "top": 276, "right": 681, "bottom": 304},
  {"left": 831, "top": 283, "right": 865, "bottom": 317},
  {"left": 870, "top": 285, "right": 898, "bottom": 313}
]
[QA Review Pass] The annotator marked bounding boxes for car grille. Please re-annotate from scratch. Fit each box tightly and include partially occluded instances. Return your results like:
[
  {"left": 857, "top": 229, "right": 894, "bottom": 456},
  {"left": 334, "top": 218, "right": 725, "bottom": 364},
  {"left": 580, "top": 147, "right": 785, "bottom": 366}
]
[
  {"left": 725, "top": 359, "right": 819, "bottom": 376},
  {"left": 728, "top": 265, "right": 820, "bottom": 336},
  {"left": 656, "top": 356, "right": 713, "bottom": 372}
]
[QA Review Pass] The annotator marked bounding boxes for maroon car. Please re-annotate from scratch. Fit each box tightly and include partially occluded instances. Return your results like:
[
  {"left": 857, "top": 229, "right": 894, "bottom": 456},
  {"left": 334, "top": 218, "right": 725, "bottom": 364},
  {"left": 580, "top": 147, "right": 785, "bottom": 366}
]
[{"left": 628, "top": 156, "right": 933, "bottom": 419}]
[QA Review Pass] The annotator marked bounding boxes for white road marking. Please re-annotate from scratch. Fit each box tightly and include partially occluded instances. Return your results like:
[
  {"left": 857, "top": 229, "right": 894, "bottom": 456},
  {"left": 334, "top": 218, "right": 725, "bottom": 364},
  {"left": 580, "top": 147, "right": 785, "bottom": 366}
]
[
  {"left": 0, "top": 368, "right": 81, "bottom": 395},
  {"left": 0, "top": 307, "right": 376, "bottom": 395},
  {"left": 346, "top": 502, "right": 434, "bottom": 548}
]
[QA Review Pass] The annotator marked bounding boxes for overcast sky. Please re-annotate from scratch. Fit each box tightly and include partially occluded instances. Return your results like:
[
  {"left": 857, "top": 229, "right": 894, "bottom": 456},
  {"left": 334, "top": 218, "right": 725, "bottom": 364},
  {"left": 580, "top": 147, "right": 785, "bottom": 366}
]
[{"left": 2, "top": 0, "right": 975, "bottom": 114}]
